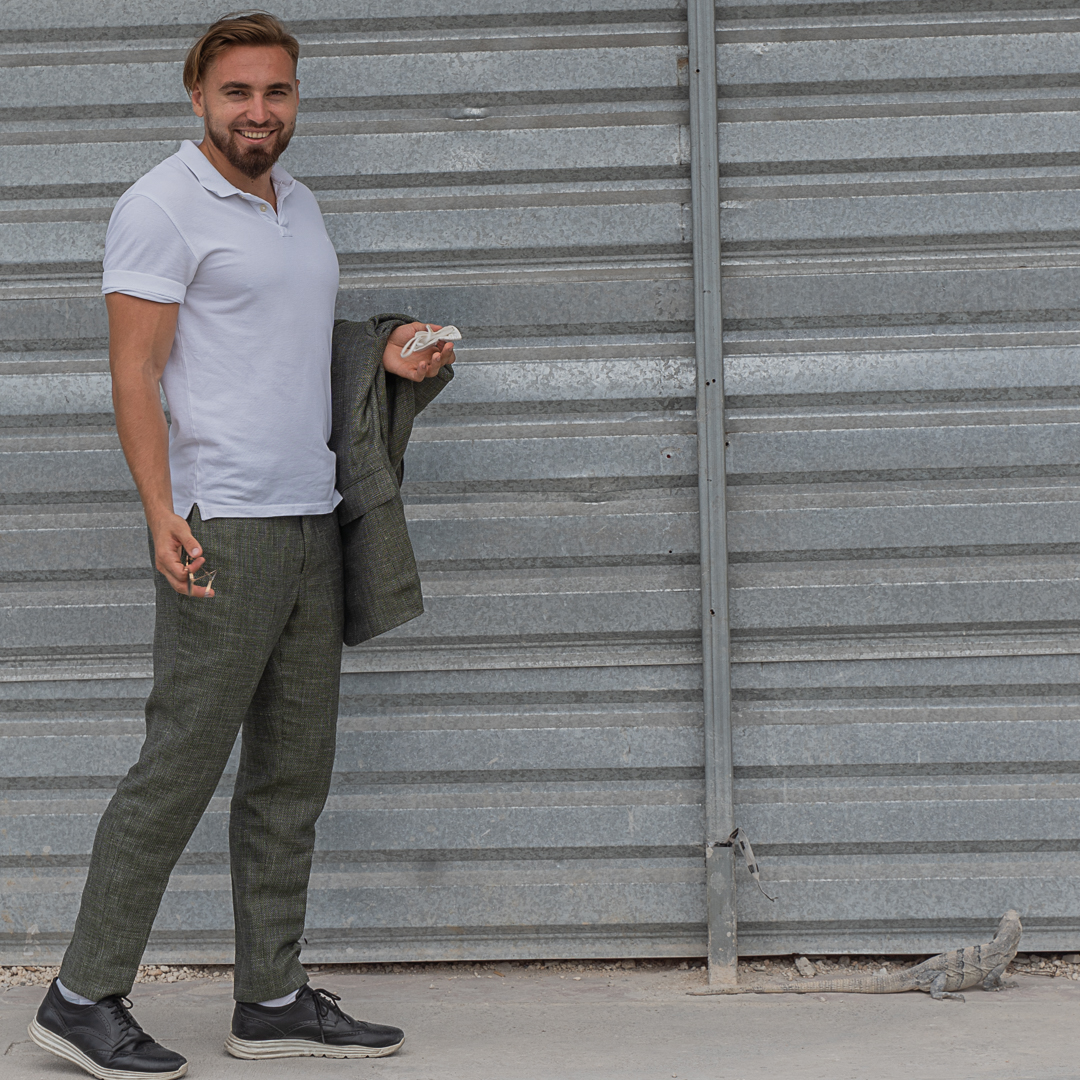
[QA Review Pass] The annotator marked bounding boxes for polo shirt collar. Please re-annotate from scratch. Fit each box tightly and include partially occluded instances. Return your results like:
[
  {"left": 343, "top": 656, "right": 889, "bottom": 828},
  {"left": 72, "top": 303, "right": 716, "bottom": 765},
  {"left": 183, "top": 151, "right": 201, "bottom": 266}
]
[{"left": 177, "top": 139, "right": 296, "bottom": 201}]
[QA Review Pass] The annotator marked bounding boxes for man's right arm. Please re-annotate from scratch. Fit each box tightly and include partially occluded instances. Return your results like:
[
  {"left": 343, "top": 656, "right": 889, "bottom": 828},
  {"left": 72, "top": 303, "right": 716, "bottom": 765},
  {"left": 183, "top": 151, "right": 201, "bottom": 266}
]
[{"left": 107, "top": 292, "right": 214, "bottom": 597}]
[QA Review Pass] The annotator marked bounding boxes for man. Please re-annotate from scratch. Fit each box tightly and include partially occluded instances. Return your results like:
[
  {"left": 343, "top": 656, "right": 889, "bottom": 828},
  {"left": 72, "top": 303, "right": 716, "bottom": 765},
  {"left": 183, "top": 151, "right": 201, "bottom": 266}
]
[{"left": 28, "top": 14, "right": 453, "bottom": 1078}]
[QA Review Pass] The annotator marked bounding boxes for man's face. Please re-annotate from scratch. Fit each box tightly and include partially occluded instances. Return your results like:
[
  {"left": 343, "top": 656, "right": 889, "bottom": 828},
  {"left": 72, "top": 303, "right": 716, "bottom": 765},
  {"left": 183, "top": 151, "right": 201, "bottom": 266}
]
[{"left": 191, "top": 45, "right": 298, "bottom": 180}]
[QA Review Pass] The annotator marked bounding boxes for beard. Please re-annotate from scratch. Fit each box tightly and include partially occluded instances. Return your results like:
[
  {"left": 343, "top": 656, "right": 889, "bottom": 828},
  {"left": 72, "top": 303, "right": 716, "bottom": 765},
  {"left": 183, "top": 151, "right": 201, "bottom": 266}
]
[{"left": 204, "top": 110, "right": 295, "bottom": 180}]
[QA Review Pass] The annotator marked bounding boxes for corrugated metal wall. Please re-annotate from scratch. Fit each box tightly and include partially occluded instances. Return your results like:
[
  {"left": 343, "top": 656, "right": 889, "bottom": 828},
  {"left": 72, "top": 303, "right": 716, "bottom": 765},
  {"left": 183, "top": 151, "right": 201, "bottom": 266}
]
[
  {"left": 1, "top": 1, "right": 709, "bottom": 965},
  {"left": 720, "top": 0, "right": 1080, "bottom": 953},
  {"left": 2, "top": 0, "right": 1077, "bottom": 966}
]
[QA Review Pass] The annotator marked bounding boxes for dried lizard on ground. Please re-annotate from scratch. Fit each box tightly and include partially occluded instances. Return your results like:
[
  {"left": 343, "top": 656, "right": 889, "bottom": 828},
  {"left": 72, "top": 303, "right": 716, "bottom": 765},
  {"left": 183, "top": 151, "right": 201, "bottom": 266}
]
[{"left": 692, "top": 910, "right": 1022, "bottom": 1000}]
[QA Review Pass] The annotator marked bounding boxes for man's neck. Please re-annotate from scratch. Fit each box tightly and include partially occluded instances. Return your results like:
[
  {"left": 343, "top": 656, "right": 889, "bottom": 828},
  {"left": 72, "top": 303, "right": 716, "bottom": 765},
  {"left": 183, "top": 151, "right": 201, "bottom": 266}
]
[{"left": 197, "top": 138, "right": 276, "bottom": 210}]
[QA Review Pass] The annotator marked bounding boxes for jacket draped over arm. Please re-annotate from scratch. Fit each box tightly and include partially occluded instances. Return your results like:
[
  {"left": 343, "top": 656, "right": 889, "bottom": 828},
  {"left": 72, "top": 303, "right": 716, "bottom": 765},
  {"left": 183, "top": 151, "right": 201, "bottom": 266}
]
[{"left": 329, "top": 314, "right": 454, "bottom": 646}]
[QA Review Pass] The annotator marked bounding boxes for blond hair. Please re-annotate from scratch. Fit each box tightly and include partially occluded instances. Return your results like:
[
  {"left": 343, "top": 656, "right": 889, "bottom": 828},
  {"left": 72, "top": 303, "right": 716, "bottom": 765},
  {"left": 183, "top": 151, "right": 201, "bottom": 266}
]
[{"left": 182, "top": 11, "right": 299, "bottom": 94}]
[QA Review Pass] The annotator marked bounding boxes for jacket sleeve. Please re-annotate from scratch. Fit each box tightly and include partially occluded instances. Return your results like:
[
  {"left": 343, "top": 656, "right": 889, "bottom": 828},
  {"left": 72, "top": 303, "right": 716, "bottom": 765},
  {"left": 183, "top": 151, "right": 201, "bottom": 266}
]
[
  {"left": 385, "top": 361, "right": 455, "bottom": 476},
  {"left": 415, "top": 361, "right": 455, "bottom": 415}
]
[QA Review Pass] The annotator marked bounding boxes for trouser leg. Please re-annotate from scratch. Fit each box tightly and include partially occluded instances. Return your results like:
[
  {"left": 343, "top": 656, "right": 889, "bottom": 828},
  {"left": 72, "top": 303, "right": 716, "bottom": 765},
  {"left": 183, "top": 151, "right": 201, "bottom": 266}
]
[
  {"left": 59, "top": 509, "right": 311, "bottom": 1000},
  {"left": 230, "top": 513, "right": 343, "bottom": 1002}
]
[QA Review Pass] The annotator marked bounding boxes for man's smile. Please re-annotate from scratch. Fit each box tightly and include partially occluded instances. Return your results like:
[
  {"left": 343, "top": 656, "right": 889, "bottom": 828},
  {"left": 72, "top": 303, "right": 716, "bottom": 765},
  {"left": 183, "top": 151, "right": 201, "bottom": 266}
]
[{"left": 235, "top": 128, "right": 276, "bottom": 143}]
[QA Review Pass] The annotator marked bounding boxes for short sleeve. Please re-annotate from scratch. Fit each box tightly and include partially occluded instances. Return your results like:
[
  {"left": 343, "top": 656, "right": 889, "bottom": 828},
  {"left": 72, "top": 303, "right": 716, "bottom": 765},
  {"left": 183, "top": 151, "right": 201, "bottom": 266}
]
[{"left": 101, "top": 193, "right": 198, "bottom": 304}]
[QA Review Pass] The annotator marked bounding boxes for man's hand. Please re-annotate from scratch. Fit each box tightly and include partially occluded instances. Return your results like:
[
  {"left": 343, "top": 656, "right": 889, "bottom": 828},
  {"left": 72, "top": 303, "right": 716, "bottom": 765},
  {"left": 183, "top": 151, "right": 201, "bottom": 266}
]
[
  {"left": 149, "top": 511, "right": 215, "bottom": 598},
  {"left": 382, "top": 321, "right": 456, "bottom": 382}
]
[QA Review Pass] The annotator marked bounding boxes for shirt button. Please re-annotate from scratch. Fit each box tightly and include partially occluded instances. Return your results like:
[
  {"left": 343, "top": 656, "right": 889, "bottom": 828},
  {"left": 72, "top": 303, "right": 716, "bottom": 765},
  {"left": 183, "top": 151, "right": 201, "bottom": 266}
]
[{"left": 260, "top": 205, "right": 267, "bottom": 212}]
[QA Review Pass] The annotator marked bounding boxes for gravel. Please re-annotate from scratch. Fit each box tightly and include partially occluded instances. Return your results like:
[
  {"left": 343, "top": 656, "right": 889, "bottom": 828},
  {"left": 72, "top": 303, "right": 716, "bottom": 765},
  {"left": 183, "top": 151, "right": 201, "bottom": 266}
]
[{"left": 4, "top": 954, "right": 1078, "bottom": 993}]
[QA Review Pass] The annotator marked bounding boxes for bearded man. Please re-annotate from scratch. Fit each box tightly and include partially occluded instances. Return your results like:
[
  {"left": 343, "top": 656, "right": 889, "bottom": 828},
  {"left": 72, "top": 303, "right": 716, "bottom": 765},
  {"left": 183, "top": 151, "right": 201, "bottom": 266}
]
[{"left": 28, "top": 14, "right": 453, "bottom": 1078}]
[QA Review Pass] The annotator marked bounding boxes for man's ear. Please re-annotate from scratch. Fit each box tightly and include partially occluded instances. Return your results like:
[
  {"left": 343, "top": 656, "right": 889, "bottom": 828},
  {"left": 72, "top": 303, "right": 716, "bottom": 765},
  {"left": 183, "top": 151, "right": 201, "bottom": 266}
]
[{"left": 191, "top": 84, "right": 205, "bottom": 118}]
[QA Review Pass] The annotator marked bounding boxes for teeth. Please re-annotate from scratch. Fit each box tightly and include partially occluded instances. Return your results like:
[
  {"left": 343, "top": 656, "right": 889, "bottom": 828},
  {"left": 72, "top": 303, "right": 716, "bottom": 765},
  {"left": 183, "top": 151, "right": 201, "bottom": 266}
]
[{"left": 238, "top": 131, "right": 271, "bottom": 140}]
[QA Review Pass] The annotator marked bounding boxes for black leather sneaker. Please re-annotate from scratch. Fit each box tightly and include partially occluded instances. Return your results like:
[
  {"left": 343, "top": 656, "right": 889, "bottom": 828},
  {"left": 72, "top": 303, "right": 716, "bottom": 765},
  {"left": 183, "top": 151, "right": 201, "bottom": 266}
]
[
  {"left": 226, "top": 985, "right": 404, "bottom": 1059},
  {"left": 29, "top": 978, "right": 188, "bottom": 1079}
]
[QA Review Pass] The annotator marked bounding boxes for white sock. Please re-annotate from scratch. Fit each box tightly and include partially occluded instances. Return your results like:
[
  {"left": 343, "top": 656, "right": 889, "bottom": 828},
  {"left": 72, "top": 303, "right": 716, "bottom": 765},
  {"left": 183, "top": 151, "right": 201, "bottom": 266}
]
[
  {"left": 257, "top": 989, "right": 300, "bottom": 1008},
  {"left": 56, "top": 979, "right": 98, "bottom": 1006}
]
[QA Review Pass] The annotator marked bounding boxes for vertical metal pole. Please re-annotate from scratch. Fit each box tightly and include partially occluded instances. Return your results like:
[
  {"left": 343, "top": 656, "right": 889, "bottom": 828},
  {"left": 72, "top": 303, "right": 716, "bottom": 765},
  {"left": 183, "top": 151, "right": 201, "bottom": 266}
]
[{"left": 687, "top": 0, "right": 737, "bottom": 986}]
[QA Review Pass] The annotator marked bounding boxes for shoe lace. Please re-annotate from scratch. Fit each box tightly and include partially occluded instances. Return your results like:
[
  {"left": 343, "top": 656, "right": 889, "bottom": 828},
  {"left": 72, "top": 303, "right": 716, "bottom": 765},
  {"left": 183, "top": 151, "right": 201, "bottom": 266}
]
[
  {"left": 308, "top": 987, "right": 355, "bottom": 1044},
  {"left": 101, "top": 996, "right": 151, "bottom": 1052}
]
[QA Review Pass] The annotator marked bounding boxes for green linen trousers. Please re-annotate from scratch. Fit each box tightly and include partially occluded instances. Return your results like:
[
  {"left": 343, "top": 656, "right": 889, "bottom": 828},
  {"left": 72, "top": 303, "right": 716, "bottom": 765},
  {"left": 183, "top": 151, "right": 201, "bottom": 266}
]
[{"left": 59, "top": 507, "right": 344, "bottom": 1003}]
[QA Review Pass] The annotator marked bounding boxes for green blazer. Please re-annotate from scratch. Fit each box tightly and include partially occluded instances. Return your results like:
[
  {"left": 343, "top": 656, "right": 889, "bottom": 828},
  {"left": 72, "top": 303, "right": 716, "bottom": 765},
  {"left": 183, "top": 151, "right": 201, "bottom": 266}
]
[{"left": 329, "top": 315, "right": 454, "bottom": 646}]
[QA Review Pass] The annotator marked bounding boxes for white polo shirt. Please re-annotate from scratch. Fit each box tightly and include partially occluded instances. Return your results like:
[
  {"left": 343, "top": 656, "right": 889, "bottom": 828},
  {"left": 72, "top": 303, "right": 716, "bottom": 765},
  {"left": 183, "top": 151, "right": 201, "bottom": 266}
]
[{"left": 102, "top": 139, "right": 341, "bottom": 520}]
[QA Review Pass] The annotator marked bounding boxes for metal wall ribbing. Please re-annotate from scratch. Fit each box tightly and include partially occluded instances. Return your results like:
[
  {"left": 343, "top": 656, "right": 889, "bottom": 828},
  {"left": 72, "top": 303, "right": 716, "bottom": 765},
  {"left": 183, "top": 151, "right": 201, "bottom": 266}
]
[
  {"left": 0, "top": 1, "right": 707, "bottom": 964},
  {"left": 2, "top": 0, "right": 1077, "bottom": 966},
  {"left": 720, "top": 0, "right": 1080, "bottom": 953}
]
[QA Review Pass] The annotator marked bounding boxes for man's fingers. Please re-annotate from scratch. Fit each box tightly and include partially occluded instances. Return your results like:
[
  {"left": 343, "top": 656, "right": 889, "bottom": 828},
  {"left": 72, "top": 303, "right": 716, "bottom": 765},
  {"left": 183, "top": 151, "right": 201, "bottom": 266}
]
[
  {"left": 151, "top": 516, "right": 215, "bottom": 598},
  {"left": 158, "top": 558, "right": 214, "bottom": 598},
  {"left": 158, "top": 555, "right": 202, "bottom": 586},
  {"left": 164, "top": 578, "right": 214, "bottom": 598},
  {"left": 159, "top": 552, "right": 202, "bottom": 581},
  {"left": 161, "top": 546, "right": 203, "bottom": 577}
]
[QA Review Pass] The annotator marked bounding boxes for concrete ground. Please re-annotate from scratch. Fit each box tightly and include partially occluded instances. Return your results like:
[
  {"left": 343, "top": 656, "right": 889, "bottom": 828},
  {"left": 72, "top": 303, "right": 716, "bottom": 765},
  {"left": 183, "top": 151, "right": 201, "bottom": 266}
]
[{"left": 2, "top": 967, "right": 1076, "bottom": 1080}]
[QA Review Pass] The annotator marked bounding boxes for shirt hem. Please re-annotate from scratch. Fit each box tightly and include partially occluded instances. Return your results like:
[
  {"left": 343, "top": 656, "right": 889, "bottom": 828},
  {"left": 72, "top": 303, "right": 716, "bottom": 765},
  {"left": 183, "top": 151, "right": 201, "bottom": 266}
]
[{"left": 175, "top": 498, "right": 340, "bottom": 521}]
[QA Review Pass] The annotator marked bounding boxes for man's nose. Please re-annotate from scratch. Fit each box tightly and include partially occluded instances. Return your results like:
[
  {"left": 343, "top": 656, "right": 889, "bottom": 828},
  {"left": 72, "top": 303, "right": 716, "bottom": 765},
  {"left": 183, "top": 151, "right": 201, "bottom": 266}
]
[{"left": 244, "top": 97, "right": 271, "bottom": 124}]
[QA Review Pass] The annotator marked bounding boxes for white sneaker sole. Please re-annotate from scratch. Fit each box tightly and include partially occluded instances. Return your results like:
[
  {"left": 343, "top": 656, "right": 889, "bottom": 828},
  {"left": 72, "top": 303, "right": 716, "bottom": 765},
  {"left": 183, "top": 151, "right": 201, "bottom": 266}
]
[
  {"left": 28, "top": 1018, "right": 188, "bottom": 1080},
  {"left": 225, "top": 1032, "right": 404, "bottom": 1059}
]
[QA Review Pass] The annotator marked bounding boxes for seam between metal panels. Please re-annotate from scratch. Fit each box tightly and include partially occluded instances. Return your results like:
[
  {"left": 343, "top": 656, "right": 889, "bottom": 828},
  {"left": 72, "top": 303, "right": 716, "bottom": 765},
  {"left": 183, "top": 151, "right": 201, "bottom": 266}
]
[
  {"left": 0, "top": 851, "right": 708, "bottom": 870},
  {"left": 0, "top": 187, "right": 691, "bottom": 225},
  {"left": 0, "top": 88, "right": 691, "bottom": 123},
  {"left": 718, "top": 0, "right": 1080, "bottom": 17},
  {"left": 0, "top": 33, "right": 689, "bottom": 68},
  {"left": 717, "top": 179, "right": 1080, "bottom": 200},
  {"left": 689, "top": 0, "right": 738, "bottom": 982},
  {"left": 718, "top": 98, "right": 1080, "bottom": 122},
  {"left": 744, "top": 842, "right": 1080, "bottom": 857},
  {"left": 722, "top": 152, "right": 1080, "bottom": 175},
  {"left": 0, "top": 13, "right": 689, "bottom": 44},
  {"left": 0, "top": 109, "right": 688, "bottom": 147},
  {"left": 719, "top": 74, "right": 1080, "bottom": 98},
  {"left": 732, "top": 682, "right": 1080, "bottom": 700},
  {"left": 715, "top": 18, "right": 1080, "bottom": 42},
  {"left": 0, "top": 167, "right": 694, "bottom": 201}
]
